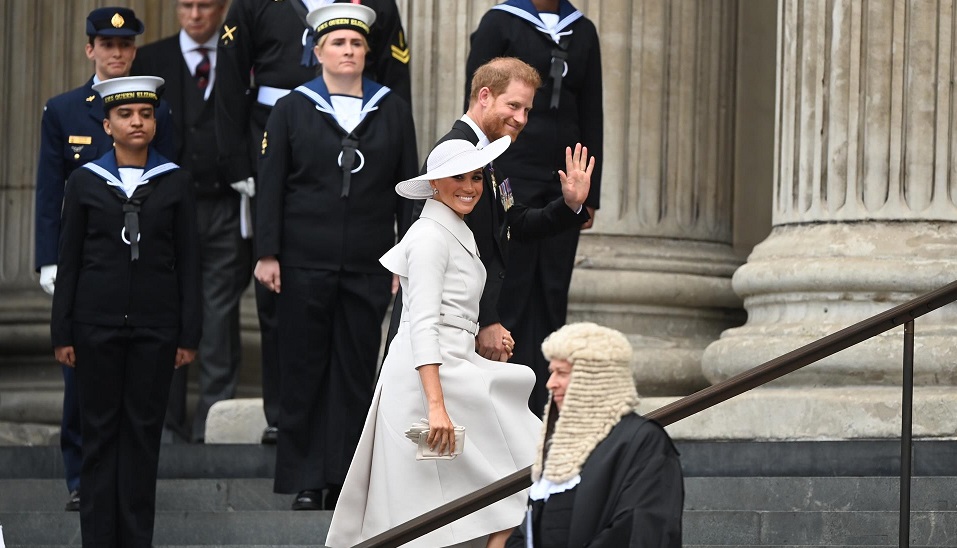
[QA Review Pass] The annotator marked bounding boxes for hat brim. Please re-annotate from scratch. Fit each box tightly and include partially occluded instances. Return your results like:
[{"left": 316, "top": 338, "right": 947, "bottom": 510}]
[{"left": 395, "top": 136, "right": 511, "bottom": 200}]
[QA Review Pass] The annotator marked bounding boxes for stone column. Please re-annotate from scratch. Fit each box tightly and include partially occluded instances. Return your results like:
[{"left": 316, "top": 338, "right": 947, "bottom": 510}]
[
  {"left": 695, "top": 0, "right": 957, "bottom": 440},
  {"left": 568, "top": 0, "right": 744, "bottom": 396}
]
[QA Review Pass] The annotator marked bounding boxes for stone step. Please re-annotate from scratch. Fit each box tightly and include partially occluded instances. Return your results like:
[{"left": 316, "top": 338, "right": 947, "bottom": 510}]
[
  {"left": 5, "top": 439, "right": 957, "bottom": 479},
  {"left": 685, "top": 476, "right": 957, "bottom": 511},
  {"left": 684, "top": 510, "right": 957, "bottom": 546},
  {"left": 2, "top": 510, "right": 955, "bottom": 546},
  {"left": 0, "top": 511, "right": 332, "bottom": 547},
  {"left": 0, "top": 478, "right": 290, "bottom": 512},
  {"left": 11, "top": 476, "right": 957, "bottom": 512},
  {"left": 6, "top": 476, "right": 957, "bottom": 513}
]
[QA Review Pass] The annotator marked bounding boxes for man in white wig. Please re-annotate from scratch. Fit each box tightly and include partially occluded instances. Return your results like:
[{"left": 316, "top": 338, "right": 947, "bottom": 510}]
[{"left": 507, "top": 322, "right": 683, "bottom": 547}]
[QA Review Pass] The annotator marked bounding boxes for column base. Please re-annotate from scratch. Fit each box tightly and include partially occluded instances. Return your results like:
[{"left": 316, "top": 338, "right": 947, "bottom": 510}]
[
  {"left": 569, "top": 234, "right": 744, "bottom": 396},
  {"left": 703, "top": 222, "right": 957, "bottom": 385}
]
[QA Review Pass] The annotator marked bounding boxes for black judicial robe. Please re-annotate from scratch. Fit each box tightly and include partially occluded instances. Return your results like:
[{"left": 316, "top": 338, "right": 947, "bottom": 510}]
[
  {"left": 507, "top": 414, "right": 684, "bottom": 548},
  {"left": 51, "top": 150, "right": 201, "bottom": 349},
  {"left": 466, "top": 0, "right": 603, "bottom": 210},
  {"left": 216, "top": 0, "right": 413, "bottom": 184},
  {"left": 255, "top": 76, "right": 417, "bottom": 269}
]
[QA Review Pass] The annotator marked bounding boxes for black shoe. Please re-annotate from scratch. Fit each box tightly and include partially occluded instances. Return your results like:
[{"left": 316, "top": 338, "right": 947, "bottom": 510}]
[
  {"left": 65, "top": 489, "right": 80, "bottom": 512},
  {"left": 324, "top": 485, "right": 342, "bottom": 511},
  {"left": 291, "top": 490, "right": 322, "bottom": 511},
  {"left": 261, "top": 426, "right": 278, "bottom": 444}
]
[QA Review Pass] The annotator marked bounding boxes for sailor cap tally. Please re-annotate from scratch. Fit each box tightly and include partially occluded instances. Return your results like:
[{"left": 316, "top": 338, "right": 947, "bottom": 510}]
[
  {"left": 92, "top": 76, "right": 165, "bottom": 111},
  {"left": 395, "top": 136, "right": 511, "bottom": 200},
  {"left": 86, "top": 7, "right": 145, "bottom": 37},
  {"left": 306, "top": 3, "right": 376, "bottom": 40}
]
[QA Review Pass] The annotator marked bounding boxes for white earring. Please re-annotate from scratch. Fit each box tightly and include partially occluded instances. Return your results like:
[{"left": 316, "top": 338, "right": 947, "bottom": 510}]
[{"left": 432, "top": 188, "right": 438, "bottom": 195}]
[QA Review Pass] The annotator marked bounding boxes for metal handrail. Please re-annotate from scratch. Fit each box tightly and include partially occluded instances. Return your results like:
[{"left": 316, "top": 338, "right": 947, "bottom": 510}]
[{"left": 355, "top": 279, "right": 957, "bottom": 548}]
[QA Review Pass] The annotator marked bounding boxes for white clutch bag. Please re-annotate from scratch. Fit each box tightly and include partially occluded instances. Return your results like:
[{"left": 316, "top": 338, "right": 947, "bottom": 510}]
[{"left": 405, "top": 419, "right": 465, "bottom": 460}]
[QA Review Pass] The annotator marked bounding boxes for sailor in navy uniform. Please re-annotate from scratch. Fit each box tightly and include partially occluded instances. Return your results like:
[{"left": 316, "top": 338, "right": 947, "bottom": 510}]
[
  {"left": 215, "top": 0, "right": 413, "bottom": 445},
  {"left": 51, "top": 75, "right": 201, "bottom": 548},
  {"left": 466, "top": 0, "right": 604, "bottom": 413},
  {"left": 33, "top": 6, "right": 175, "bottom": 512},
  {"left": 253, "top": 3, "right": 417, "bottom": 511}
]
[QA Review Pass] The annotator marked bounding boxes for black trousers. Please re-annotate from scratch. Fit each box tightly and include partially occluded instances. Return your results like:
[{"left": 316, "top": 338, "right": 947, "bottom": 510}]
[
  {"left": 499, "top": 180, "right": 582, "bottom": 413},
  {"left": 273, "top": 267, "right": 391, "bottom": 493},
  {"left": 60, "top": 363, "right": 82, "bottom": 491},
  {"left": 183, "top": 194, "right": 253, "bottom": 441},
  {"left": 73, "top": 323, "right": 177, "bottom": 548}
]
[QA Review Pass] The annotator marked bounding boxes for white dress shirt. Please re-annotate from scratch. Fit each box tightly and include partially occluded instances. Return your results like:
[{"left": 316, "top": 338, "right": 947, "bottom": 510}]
[{"left": 179, "top": 30, "right": 218, "bottom": 101}]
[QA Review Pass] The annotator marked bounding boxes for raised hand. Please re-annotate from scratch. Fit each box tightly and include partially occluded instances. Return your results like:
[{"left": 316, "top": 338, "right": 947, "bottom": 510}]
[{"left": 558, "top": 143, "right": 596, "bottom": 212}]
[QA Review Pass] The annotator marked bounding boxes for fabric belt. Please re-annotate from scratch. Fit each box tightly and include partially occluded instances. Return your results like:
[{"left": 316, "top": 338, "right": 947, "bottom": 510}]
[
  {"left": 438, "top": 314, "right": 480, "bottom": 336},
  {"left": 257, "top": 85, "right": 291, "bottom": 107}
]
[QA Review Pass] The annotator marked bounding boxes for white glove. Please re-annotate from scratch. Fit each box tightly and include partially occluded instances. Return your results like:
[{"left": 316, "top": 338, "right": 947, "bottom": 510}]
[
  {"left": 230, "top": 177, "right": 255, "bottom": 198},
  {"left": 39, "top": 264, "right": 57, "bottom": 296},
  {"left": 230, "top": 177, "right": 255, "bottom": 239},
  {"left": 404, "top": 419, "right": 430, "bottom": 444}
]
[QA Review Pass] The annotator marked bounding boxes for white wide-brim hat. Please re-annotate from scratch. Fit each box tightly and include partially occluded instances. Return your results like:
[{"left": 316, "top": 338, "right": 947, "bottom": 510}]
[{"left": 395, "top": 136, "right": 511, "bottom": 199}]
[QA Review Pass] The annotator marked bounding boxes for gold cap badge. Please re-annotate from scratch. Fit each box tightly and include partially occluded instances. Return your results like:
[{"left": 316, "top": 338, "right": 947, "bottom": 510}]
[{"left": 111, "top": 13, "right": 125, "bottom": 28}]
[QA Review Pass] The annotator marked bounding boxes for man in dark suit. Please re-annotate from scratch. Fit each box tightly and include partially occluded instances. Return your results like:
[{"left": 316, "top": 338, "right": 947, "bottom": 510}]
[
  {"left": 215, "top": 0, "right": 413, "bottom": 445},
  {"left": 467, "top": 0, "right": 604, "bottom": 413},
  {"left": 34, "top": 6, "right": 175, "bottom": 511},
  {"left": 387, "top": 57, "right": 593, "bottom": 369},
  {"left": 133, "top": 0, "right": 251, "bottom": 444}
]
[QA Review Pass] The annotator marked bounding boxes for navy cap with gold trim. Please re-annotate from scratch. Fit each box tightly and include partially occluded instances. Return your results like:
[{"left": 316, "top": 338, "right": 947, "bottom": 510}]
[
  {"left": 86, "top": 7, "right": 145, "bottom": 37},
  {"left": 306, "top": 3, "right": 376, "bottom": 40},
  {"left": 92, "top": 76, "right": 164, "bottom": 111}
]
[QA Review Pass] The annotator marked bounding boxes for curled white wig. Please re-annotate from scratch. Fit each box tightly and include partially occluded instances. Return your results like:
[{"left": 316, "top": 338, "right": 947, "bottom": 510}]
[{"left": 534, "top": 322, "right": 639, "bottom": 482}]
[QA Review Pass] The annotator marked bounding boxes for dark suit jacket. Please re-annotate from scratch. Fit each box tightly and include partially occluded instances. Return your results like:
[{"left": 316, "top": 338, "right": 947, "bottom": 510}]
[
  {"left": 34, "top": 78, "right": 176, "bottom": 270},
  {"left": 437, "top": 120, "right": 588, "bottom": 326},
  {"left": 132, "top": 35, "right": 204, "bottom": 159},
  {"left": 133, "top": 34, "right": 226, "bottom": 195}
]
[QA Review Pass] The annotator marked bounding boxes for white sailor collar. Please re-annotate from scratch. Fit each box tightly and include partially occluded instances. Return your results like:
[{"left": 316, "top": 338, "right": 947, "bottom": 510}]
[
  {"left": 82, "top": 149, "right": 179, "bottom": 191},
  {"left": 419, "top": 198, "right": 478, "bottom": 257},
  {"left": 294, "top": 76, "right": 391, "bottom": 132},
  {"left": 492, "top": 0, "right": 583, "bottom": 43}
]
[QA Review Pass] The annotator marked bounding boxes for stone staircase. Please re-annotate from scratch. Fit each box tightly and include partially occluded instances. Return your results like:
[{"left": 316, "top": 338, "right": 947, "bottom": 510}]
[{"left": 2, "top": 440, "right": 957, "bottom": 547}]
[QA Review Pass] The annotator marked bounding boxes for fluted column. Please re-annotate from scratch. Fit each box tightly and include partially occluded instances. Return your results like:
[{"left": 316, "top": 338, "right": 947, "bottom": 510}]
[
  {"left": 568, "top": 0, "right": 743, "bottom": 396},
  {"left": 695, "top": 0, "right": 957, "bottom": 440}
]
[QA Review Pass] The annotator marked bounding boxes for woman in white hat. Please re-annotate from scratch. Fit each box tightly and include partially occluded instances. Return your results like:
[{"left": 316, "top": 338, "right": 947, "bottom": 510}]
[
  {"left": 51, "top": 75, "right": 201, "bottom": 547},
  {"left": 252, "top": 3, "right": 418, "bottom": 511},
  {"left": 327, "top": 137, "right": 542, "bottom": 548}
]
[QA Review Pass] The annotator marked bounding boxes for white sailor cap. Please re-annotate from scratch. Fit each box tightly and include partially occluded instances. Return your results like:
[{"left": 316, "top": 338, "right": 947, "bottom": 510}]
[
  {"left": 92, "top": 75, "right": 165, "bottom": 111},
  {"left": 306, "top": 3, "right": 376, "bottom": 40}
]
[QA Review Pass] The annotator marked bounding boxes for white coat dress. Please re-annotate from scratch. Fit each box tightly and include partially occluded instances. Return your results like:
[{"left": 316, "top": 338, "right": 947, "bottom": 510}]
[{"left": 326, "top": 198, "right": 542, "bottom": 548}]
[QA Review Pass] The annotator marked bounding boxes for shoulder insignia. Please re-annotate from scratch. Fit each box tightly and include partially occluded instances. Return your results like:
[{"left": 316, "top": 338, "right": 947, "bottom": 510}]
[
  {"left": 390, "top": 30, "right": 410, "bottom": 64},
  {"left": 390, "top": 44, "right": 410, "bottom": 64},
  {"left": 86, "top": 95, "right": 95, "bottom": 102},
  {"left": 261, "top": 131, "right": 268, "bottom": 155},
  {"left": 221, "top": 24, "right": 237, "bottom": 45}
]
